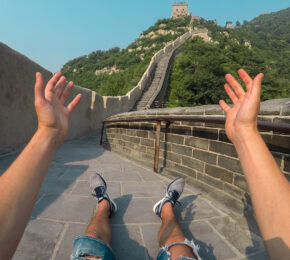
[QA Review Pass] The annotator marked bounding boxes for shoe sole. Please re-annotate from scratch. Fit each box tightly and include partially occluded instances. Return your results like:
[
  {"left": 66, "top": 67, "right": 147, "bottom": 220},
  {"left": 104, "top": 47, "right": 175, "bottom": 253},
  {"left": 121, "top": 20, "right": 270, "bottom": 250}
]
[
  {"left": 110, "top": 198, "right": 118, "bottom": 214},
  {"left": 153, "top": 197, "right": 166, "bottom": 215}
]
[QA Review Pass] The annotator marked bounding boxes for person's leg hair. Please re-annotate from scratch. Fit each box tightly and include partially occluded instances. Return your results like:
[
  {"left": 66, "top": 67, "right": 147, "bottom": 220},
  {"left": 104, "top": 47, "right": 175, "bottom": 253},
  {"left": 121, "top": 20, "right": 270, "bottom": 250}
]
[
  {"left": 85, "top": 200, "right": 112, "bottom": 248},
  {"left": 159, "top": 203, "right": 197, "bottom": 260}
]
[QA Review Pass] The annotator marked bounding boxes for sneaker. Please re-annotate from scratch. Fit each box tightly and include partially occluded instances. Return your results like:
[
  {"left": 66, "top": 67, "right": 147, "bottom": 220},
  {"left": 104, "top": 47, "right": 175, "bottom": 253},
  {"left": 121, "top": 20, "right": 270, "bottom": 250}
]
[
  {"left": 90, "top": 173, "right": 117, "bottom": 217},
  {"left": 153, "top": 178, "right": 185, "bottom": 217}
]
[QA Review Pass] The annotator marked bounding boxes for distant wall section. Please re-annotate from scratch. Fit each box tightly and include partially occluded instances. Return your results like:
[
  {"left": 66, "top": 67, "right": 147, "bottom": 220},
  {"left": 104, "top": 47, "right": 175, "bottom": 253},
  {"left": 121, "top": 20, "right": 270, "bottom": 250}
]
[{"left": 0, "top": 30, "right": 192, "bottom": 153}]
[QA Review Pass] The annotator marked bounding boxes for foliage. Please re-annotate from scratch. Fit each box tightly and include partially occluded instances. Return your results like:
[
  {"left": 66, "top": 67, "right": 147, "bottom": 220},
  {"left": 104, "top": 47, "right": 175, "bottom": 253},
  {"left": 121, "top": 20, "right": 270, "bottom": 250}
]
[
  {"left": 166, "top": 8, "right": 290, "bottom": 107},
  {"left": 61, "top": 16, "right": 191, "bottom": 96}
]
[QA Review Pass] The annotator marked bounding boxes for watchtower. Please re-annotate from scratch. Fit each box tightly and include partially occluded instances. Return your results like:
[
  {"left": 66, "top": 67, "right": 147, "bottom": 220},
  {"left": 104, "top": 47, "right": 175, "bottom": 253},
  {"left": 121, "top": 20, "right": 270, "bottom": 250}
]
[
  {"left": 172, "top": 2, "right": 189, "bottom": 18},
  {"left": 225, "top": 21, "right": 234, "bottom": 29}
]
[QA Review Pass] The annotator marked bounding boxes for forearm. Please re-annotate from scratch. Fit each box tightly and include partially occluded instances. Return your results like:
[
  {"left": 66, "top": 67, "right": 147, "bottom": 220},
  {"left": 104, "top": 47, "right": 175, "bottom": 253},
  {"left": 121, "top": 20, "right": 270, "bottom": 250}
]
[
  {"left": 233, "top": 130, "right": 290, "bottom": 256},
  {"left": 0, "top": 129, "right": 59, "bottom": 259}
]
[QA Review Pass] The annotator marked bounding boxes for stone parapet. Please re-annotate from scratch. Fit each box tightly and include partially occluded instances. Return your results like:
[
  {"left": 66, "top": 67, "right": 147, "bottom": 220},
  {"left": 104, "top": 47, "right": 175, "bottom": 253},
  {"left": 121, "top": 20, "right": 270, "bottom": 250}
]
[{"left": 103, "top": 100, "right": 290, "bottom": 213}]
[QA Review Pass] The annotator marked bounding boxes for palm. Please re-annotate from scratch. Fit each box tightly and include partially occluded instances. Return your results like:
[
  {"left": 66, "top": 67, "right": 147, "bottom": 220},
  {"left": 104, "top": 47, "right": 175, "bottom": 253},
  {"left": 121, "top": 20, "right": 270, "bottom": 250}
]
[
  {"left": 219, "top": 69, "right": 263, "bottom": 142},
  {"left": 34, "top": 72, "right": 82, "bottom": 144}
]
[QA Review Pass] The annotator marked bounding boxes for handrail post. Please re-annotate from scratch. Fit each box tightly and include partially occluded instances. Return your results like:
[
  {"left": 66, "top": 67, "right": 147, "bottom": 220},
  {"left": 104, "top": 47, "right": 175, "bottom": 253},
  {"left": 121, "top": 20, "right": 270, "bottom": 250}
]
[
  {"left": 100, "top": 122, "right": 105, "bottom": 145},
  {"left": 154, "top": 120, "right": 161, "bottom": 173}
]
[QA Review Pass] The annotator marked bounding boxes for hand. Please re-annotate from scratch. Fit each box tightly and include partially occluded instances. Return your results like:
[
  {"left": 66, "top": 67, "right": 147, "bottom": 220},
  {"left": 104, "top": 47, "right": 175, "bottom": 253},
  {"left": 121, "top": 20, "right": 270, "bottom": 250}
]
[
  {"left": 34, "top": 72, "right": 82, "bottom": 145},
  {"left": 219, "top": 69, "right": 264, "bottom": 143}
]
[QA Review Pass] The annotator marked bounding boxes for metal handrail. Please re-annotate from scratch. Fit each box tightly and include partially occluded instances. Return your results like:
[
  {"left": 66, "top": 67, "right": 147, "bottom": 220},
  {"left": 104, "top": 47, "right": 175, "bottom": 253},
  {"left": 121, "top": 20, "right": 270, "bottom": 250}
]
[{"left": 100, "top": 116, "right": 290, "bottom": 172}]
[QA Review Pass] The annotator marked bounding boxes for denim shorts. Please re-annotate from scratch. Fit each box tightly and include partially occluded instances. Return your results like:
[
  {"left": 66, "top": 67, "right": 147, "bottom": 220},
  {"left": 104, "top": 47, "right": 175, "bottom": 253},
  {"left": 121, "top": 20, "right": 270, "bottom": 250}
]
[
  {"left": 156, "top": 239, "right": 202, "bottom": 260},
  {"left": 71, "top": 235, "right": 116, "bottom": 260},
  {"left": 71, "top": 236, "right": 201, "bottom": 260}
]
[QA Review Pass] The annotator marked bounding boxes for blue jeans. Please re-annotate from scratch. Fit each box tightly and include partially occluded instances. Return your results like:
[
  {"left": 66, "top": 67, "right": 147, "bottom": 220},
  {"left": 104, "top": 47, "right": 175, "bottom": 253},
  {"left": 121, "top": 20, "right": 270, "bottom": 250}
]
[
  {"left": 71, "top": 236, "right": 201, "bottom": 260},
  {"left": 71, "top": 235, "right": 116, "bottom": 260}
]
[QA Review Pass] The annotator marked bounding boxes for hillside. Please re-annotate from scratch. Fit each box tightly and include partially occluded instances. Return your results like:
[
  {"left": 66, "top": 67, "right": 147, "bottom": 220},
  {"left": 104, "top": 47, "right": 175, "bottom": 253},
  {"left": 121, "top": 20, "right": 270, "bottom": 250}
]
[
  {"left": 61, "top": 16, "right": 191, "bottom": 96},
  {"left": 166, "top": 8, "right": 290, "bottom": 107}
]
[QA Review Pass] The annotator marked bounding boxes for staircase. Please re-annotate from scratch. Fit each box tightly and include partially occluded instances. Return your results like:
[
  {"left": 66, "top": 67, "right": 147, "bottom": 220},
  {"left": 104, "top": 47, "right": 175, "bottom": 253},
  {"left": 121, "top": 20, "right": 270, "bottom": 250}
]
[{"left": 133, "top": 54, "right": 171, "bottom": 111}]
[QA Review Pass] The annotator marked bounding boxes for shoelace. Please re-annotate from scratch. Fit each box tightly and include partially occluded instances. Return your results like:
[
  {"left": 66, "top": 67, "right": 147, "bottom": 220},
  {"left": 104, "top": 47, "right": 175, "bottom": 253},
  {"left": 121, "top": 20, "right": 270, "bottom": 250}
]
[
  {"left": 92, "top": 186, "right": 106, "bottom": 198},
  {"left": 168, "top": 190, "right": 182, "bottom": 206}
]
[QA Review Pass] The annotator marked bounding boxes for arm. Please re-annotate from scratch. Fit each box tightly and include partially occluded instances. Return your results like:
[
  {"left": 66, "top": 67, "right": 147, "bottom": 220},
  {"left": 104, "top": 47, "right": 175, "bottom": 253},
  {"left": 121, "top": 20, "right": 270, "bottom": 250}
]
[
  {"left": 219, "top": 69, "right": 290, "bottom": 259},
  {"left": 0, "top": 72, "right": 82, "bottom": 259}
]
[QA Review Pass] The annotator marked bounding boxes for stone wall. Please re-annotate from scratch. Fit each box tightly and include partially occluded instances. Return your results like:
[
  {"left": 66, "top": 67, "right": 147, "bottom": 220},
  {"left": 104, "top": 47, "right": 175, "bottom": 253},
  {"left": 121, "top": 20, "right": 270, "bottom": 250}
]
[
  {"left": 103, "top": 99, "right": 290, "bottom": 212},
  {"left": 0, "top": 31, "right": 192, "bottom": 153}
]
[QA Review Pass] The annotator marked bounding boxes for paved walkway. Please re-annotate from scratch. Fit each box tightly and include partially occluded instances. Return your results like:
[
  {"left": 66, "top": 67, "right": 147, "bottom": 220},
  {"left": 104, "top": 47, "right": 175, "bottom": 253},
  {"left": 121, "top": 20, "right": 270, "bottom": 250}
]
[{"left": 0, "top": 135, "right": 267, "bottom": 260}]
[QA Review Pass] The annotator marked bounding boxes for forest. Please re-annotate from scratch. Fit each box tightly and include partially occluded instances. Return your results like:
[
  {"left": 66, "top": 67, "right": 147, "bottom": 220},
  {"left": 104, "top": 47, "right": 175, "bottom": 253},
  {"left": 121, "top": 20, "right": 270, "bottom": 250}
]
[
  {"left": 61, "top": 8, "right": 290, "bottom": 105},
  {"left": 61, "top": 16, "right": 191, "bottom": 96},
  {"left": 166, "top": 8, "right": 290, "bottom": 106}
]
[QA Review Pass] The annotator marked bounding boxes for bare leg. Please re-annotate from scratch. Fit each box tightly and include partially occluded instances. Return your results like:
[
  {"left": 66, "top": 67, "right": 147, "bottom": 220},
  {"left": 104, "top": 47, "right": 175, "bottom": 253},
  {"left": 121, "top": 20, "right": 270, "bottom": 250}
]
[
  {"left": 85, "top": 200, "right": 112, "bottom": 248},
  {"left": 159, "top": 203, "right": 197, "bottom": 260}
]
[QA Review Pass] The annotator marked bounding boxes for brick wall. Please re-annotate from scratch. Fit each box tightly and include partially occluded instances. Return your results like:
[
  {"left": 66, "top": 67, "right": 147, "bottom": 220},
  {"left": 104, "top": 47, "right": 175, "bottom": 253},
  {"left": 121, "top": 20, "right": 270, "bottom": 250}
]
[{"left": 103, "top": 99, "right": 290, "bottom": 212}]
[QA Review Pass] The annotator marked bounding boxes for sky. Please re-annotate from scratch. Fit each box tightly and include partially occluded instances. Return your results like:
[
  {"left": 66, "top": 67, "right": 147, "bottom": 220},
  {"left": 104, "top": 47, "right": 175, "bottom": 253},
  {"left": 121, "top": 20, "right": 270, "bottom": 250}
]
[{"left": 0, "top": 0, "right": 289, "bottom": 72}]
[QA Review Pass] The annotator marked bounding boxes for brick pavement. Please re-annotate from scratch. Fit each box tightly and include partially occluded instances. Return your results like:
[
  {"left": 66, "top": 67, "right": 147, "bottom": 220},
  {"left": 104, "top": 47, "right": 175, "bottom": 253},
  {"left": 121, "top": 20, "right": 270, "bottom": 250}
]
[{"left": 0, "top": 135, "right": 268, "bottom": 260}]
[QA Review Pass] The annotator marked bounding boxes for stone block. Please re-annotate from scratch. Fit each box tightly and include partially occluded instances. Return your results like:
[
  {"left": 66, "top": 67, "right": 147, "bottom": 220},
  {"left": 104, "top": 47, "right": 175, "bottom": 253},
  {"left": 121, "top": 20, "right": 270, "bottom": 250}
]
[
  {"left": 234, "top": 174, "right": 249, "bottom": 191},
  {"left": 72, "top": 180, "right": 121, "bottom": 199},
  {"left": 32, "top": 194, "right": 95, "bottom": 222},
  {"left": 170, "top": 125, "right": 192, "bottom": 136},
  {"left": 193, "top": 150, "right": 217, "bottom": 164},
  {"left": 182, "top": 156, "right": 204, "bottom": 172},
  {"left": 209, "top": 217, "right": 265, "bottom": 255},
  {"left": 218, "top": 130, "right": 231, "bottom": 143},
  {"left": 40, "top": 178, "right": 75, "bottom": 195},
  {"left": 192, "top": 127, "right": 218, "bottom": 140},
  {"left": 136, "top": 130, "right": 148, "bottom": 138},
  {"left": 205, "top": 164, "right": 233, "bottom": 184},
  {"left": 173, "top": 164, "right": 196, "bottom": 178},
  {"left": 180, "top": 221, "right": 237, "bottom": 259},
  {"left": 126, "top": 129, "right": 137, "bottom": 136},
  {"left": 111, "top": 225, "right": 147, "bottom": 260},
  {"left": 14, "top": 219, "right": 64, "bottom": 260},
  {"left": 167, "top": 133, "right": 184, "bottom": 144},
  {"left": 171, "top": 144, "right": 193, "bottom": 156},
  {"left": 209, "top": 141, "right": 237, "bottom": 158},
  {"left": 174, "top": 195, "right": 221, "bottom": 221},
  {"left": 141, "top": 138, "right": 154, "bottom": 147},
  {"left": 224, "top": 183, "right": 245, "bottom": 199},
  {"left": 55, "top": 224, "right": 86, "bottom": 260},
  {"left": 167, "top": 152, "right": 182, "bottom": 163},
  {"left": 197, "top": 172, "right": 224, "bottom": 190},
  {"left": 140, "top": 123, "right": 155, "bottom": 131},
  {"left": 203, "top": 105, "right": 224, "bottom": 115},
  {"left": 122, "top": 135, "right": 140, "bottom": 144},
  {"left": 218, "top": 156, "right": 243, "bottom": 174},
  {"left": 140, "top": 224, "right": 161, "bottom": 259},
  {"left": 102, "top": 169, "right": 142, "bottom": 182},
  {"left": 185, "top": 136, "right": 209, "bottom": 150},
  {"left": 122, "top": 181, "right": 166, "bottom": 197},
  {"left": 110, "top": 196, "right": 160, "bottom": 224}
]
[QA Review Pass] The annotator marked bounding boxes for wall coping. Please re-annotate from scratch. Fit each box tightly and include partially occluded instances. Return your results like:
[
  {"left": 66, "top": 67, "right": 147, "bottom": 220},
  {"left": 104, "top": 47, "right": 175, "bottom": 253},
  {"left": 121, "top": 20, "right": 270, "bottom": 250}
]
[{"left": 107, "top": 98, "right": 290, "bottom": 120}]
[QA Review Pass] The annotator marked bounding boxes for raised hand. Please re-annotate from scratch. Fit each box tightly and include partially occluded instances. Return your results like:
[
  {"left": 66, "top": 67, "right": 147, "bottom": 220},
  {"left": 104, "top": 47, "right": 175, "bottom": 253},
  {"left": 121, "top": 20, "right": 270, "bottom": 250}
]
[
  {"left": 219, "top": 69, "right": 264, "bottom": 143},
  {"left": 34, "top": 72, "right": 82, "bottom": 145}
]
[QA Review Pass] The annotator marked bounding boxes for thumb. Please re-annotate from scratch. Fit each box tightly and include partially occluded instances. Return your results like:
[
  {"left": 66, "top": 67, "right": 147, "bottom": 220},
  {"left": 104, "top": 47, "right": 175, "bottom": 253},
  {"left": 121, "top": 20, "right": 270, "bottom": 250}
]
[
  {"left": 34, "top": 72, "right": 45, "bottom": 104},
  {"left": 251, "top": 73, "right": 264, "bottom": 98}
]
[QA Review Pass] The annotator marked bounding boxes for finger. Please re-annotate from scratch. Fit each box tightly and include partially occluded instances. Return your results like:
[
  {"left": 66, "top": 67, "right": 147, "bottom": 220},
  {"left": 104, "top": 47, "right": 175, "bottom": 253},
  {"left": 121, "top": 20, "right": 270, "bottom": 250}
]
[
  {"left": 67, "top": 94, "right": 82, "bottom": 114},
  {"left": 34, "top": 72, "right": 45, "bottom": 104},
  {"left": 238, "top": 69, "right": 252, "bottom": 92},
  {"left": 61, "top": 81, "right": 74, "bottom": 104},
  {"left": 54, "top": 76, "right": 66, "bottom": 97},
  {"left": 224, "top": 84, "right": 238, "bottom": 104},
  {"left": 46, "top": 72, "right": 62, "bottom": 92},
  {"left": 225, "top": 73, "right": 245, "bottom": 98},
  {"left": 251, "top": 73, "right": 264, "bottom": 97},
  {"left": 219, "top": 100, "right": 231, "bottom": 113}
]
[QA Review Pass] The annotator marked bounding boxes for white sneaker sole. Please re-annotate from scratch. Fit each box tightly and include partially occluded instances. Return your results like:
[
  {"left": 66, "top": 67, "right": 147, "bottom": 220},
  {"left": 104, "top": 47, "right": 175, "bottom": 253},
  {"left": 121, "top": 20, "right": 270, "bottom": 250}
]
[
  {"left": 110, "top": 198, "right": 118, "bottom": 214},
  {"left": 153, "top": 198, "right": 165, "bottom": 215}
]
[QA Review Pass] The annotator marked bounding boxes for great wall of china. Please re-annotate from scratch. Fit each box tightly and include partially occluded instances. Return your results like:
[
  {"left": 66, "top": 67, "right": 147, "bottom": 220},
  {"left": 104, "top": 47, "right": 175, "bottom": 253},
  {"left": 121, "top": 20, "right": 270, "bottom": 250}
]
[{"left": 0, "top": 25, "right": 289, "bottom": 216}]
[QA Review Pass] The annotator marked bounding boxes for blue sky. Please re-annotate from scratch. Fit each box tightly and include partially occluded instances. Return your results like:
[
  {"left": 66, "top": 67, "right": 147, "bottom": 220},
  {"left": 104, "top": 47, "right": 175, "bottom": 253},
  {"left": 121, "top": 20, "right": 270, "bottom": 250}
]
[{"left": 0, "top": 0, "right": 289, "bottom": 72}]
